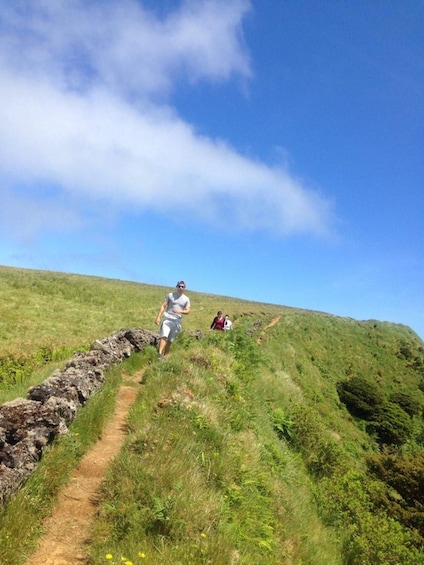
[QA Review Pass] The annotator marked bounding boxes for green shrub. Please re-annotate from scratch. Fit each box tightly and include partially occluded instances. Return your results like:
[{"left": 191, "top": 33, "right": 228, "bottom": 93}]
[
  {"left": 389, "top": 391, "right": 422, "bottom": 417},
  {"left": 0, "top": 356, "right": 32, "bottom": 387},
  {"left": 317, "top": 470, "right": 423, "bottom": 565},
  {"left": 307, "top": 439, "right": 345, "bottom": 478},
  {"left": 397, "top": 344, "right": 414, "bottom": 361},
  {"left": 337, "top": 375, "right": 385, "bottom": 420},
  {"left": 337, "top": 377, "right": 416, "bottom": 446},
  {"left": 0, "top": 345, "right": 85, "bottom": 390},
  {"left": 368, "top": 403, "right": 413, "bottom": 446},
  {"left": 287, "top": 404, "right": 324, "bottom": 452},
  {"left": 367, "top": 451, "right": 424, "bottom": 543},
  {"left": 270, "top": 407, "right": 294, "bottom": 441}
]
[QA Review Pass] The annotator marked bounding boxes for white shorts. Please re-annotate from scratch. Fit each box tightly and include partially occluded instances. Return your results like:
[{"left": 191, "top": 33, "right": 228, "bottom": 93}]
[{"left": 160, "top": 318, "right": 182, "bottom": 343}]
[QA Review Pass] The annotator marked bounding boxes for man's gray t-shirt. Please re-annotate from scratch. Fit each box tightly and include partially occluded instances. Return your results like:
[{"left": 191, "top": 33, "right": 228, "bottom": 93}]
[{"left": 163, "top": 292, "right": 190, "bottom": 321}]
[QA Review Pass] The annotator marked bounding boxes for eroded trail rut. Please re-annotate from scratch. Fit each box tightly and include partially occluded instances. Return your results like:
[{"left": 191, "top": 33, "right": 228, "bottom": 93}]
[{"left": 26, "top": 372, "right": 143, "bottom": 565}]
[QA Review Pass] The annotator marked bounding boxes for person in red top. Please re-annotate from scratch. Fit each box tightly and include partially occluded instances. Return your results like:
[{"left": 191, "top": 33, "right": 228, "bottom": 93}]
[{"left": 210, "top": 311, "right": 225, "bottom": 331}]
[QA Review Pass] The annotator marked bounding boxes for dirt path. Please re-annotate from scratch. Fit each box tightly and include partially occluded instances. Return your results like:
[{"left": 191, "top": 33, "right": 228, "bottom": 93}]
[
  {"left": 25, "top": 371, "right": 144, "bottom": 565},
  {"left": 257, "top": 316, "right": 281, "bottom": 344}
]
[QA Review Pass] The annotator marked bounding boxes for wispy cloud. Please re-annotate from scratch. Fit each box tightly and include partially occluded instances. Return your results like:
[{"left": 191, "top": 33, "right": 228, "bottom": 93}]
[{"left": 0, "top": 0, "right": 334, "bottom": 239}]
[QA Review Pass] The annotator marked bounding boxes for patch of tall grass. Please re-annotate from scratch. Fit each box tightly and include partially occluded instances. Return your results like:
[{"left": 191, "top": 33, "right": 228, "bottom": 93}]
[{"left": 0, "top": 344, "right": 89, "bottom": 404}]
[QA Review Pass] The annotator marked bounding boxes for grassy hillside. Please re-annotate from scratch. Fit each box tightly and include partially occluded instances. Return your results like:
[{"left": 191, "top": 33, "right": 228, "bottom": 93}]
[
  {"left": 0, "top": 265, "right": 286, "bottom": 355},
  {"left": 1, "top": 265, "right": 424, "bottom": 564}
]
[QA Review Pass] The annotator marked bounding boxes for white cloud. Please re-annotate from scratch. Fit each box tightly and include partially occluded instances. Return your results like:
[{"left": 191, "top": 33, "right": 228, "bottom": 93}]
[
  {"left": 0, "top": 0, "right": 334, "bottom": 239},
  {"left": 0, "top": 0, "right": 251, "bottom": 96}
]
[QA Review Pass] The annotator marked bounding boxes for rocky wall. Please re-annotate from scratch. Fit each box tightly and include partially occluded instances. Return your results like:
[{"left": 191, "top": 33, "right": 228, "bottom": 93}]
[{"left": 0, "top": 328, "right": 158, "bottom": 505}]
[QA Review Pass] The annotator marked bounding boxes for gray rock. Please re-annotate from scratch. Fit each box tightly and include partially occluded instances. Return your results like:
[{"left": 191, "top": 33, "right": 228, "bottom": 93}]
[{"left": 0, "top": 327, "right": 158, "bottom": 505}]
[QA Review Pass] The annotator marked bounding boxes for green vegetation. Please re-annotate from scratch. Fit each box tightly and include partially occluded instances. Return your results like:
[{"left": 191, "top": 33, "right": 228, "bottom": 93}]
[
  {"left": 88, "top": 330, "right": 341, "bottom": 565},
  {"left": 0, "top": 265, "right": 281, "bottom": 357},
  {"left": 0, "top": 265, "right": 424, "bottom": 564}
]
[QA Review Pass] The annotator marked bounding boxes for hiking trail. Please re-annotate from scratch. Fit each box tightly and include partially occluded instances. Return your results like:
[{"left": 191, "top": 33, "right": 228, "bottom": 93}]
[
  {"left": 25, "top": 317, "right": 279, "bottom": 564},
  {"left": 25, "top": 371, "right": 144, "bottom": 565},
  {"left": 257, "top": 316, "right": 281, "bottom": 344}
]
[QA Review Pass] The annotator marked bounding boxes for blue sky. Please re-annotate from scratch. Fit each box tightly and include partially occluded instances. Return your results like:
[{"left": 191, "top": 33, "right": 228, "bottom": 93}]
[{"left": 0, "top": 0, "right": 423, "bottom": 338}]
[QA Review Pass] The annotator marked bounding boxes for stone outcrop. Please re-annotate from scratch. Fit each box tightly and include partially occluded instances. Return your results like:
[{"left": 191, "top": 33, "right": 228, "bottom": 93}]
[{"left": 0, "top": 328, "right": 158, "bottom": 504}]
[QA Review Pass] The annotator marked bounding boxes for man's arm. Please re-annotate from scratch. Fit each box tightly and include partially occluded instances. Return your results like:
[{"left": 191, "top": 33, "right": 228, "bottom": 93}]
[
  {"left": 181, "top": 304, "right": 190, "bottom": 315},
  {"left": 173, "top": 303, "right": 190, "bottom": 315},
  {"left": 155, "top": 300, "right": 167, "bottom": 325}
]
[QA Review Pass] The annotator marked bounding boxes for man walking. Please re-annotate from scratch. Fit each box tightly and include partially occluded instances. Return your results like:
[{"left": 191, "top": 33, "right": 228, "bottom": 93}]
[{"left": 155, "top": 281, "right": 191, "bottom": 358}]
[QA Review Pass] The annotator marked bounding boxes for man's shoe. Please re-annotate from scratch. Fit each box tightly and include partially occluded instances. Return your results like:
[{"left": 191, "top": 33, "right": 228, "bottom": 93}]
[{"left": 158, "top": 354, "right": 165, "bottom": 360}]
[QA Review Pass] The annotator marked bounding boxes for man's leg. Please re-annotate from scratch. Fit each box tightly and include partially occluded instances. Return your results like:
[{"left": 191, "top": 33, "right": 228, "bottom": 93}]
[
  {"left": 158, "top": 336, "right": 167, "bottom": 356},
  {"left": 163, "top": 320, "right": 180, "bottom": 357},
  {"left": 158, "top": 320, "right": 172, "bottom": 357},
  {"left": 164, "top": 340, "right": 172, "bottom": 356}
]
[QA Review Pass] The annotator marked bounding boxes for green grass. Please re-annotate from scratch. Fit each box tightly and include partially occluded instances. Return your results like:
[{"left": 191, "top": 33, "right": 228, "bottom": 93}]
[
  {"left": 87, "top": 332, "right": 342, "bottom": 565},
  {"left": 0, "top": 265, "right": 283, "bottom": 357},
  {"left": 0, "top": 265, "right": 424, "bottom": 564}
]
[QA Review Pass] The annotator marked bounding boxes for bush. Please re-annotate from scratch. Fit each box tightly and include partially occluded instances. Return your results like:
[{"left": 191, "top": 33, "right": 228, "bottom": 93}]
[
  {"left": 317, "top": 470, "right": 423, "bottom": 564},
  {"left": 397, "top": 345, "right": 413, "bottom": 361},
  {"left": 368, "top": 403, "right": 413, "bottom": 446},
  {"left": 270, "top": 407, "right": 294, "bottom": 441},
  {"left": 0, "top": 355, "right": 35, "bottom": 387},
  {"left": 337, "top": 377, "right": 416, "bottom": 446},
  {"left": 337, "top": 375, "right": 384, "bottom": 420},
  {"left": 389, "top": 391, "right": 422, "bottom": 417},
  {"left": 306, "top": 439, "right": 345, "bottom": 478},
  {"left": 367, "top": 451, "right": 424, "bottom": 543},
  {"left": 287, "top": 404, "right": 324, "bottom": 452}
]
